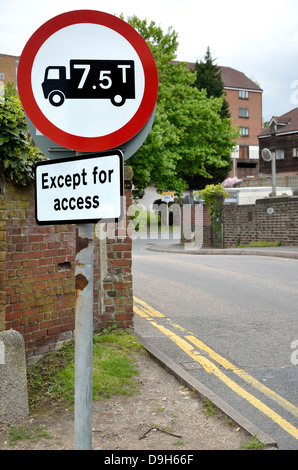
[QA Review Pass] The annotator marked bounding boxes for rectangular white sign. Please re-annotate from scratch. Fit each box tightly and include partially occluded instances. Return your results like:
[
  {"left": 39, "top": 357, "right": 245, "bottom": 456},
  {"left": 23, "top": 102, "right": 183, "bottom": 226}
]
[{"left": 35, "top": 151, "right": 124, "bottom": 224}]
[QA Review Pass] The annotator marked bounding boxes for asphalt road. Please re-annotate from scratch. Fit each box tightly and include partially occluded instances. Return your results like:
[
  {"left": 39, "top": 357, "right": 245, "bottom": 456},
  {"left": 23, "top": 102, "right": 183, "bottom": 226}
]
[{"left": 132, "top": 238, "right": 298, "bottom": 450}]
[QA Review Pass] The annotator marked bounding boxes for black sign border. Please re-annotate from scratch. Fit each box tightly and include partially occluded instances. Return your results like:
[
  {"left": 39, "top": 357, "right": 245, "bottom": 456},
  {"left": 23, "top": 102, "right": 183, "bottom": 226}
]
[{"left": 34, "top": 150, "right": 124, "bottom": 225}]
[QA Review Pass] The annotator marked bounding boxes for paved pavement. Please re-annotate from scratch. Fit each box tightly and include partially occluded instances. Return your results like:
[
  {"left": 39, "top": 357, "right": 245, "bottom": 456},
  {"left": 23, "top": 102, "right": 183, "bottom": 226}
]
[
  {"left": 146, "top": 242, "right": 298, "bottom": 259},
  {"left": 133, "top": 241, "right": 298, "bottom": 449}
]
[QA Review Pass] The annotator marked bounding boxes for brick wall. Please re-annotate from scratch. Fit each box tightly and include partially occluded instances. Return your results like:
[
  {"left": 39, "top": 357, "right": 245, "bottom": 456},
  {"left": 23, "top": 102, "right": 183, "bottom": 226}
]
[
  {"left": 181, "top": 205, "right": 211, "bottom": 246},
  {"left": 0, "top": 180, "right": 6, "bottom": 331},
  {"left": 100, "top": 184, "right": 133, "bottom": 330},
  {"left": 181, "top": 197, "right": 298, "bottom": 249},
  {"left": 0, "top": 171, "right": 133, "bottom": 362},
  {"left": 223, "top": 197, "right": 298, "bottom": 248},
  {"left": 223, "top": 203, "right": 258, "bottom": 247}
]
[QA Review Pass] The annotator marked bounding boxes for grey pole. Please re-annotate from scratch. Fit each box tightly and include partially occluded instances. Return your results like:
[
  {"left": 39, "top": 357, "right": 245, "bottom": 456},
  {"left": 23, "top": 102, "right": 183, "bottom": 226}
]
[
  {"left": 271, "top": 152, "right": 277, "bottom": 197},
  {"left": 74, "top": 223, "right": 94, "bottom": 450}
]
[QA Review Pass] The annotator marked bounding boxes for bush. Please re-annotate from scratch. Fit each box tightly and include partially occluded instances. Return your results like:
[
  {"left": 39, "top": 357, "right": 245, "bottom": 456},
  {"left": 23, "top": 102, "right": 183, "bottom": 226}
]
[
  {"left": 0, "top": 86, "right": 46, "bottom": 185},
  {"left": 194, "top": 184, "right": 229, "bottom": 217}
]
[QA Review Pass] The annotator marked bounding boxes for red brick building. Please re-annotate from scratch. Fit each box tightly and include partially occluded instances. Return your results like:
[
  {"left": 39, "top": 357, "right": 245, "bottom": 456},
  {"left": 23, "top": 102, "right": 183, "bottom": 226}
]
[
  {"left": 220, "top": 67, "right": 263, "bottom": 179},
  {"left": 0, "top": 53, "right": 19, "bottom": 88}
]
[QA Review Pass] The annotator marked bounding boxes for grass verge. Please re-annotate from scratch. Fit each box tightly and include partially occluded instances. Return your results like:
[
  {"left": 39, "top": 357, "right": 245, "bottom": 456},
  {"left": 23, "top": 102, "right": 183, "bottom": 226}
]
[
  {"left": 237, "top": 240, "right": 282, "bottom": 248},
  {"left": 27, "top": 328, "right": 144, "bottom": 410}
]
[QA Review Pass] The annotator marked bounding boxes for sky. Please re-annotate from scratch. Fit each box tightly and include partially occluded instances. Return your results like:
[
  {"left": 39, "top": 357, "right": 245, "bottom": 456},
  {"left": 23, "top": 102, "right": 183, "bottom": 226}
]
[{"left": 1, "top": 0, "right": 298, "bottom": 122}]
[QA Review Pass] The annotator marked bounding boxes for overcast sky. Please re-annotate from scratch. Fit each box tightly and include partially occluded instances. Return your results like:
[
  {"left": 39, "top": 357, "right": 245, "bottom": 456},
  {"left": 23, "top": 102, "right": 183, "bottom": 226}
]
[{"left": 1, "top": 0, "right": 298, "bottom": 122}]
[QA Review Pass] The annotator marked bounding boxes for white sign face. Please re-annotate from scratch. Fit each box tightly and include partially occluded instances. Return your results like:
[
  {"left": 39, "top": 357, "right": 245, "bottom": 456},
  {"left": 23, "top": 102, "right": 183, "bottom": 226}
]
[
  {"left": 17, "top": 11, "right": 158, "bottom": 153},
  {"left": 35, "top": 151, "right": 123, "bottom": 224},
  {"left": 31, "top": 24, "right": 144, "bottom": 138}
]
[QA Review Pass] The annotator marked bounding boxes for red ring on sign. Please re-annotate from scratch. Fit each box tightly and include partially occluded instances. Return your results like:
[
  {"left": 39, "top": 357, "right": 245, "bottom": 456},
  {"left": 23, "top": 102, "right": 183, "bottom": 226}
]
[{"left": 17, "top": 10, "right": 158, "bottom": 152}]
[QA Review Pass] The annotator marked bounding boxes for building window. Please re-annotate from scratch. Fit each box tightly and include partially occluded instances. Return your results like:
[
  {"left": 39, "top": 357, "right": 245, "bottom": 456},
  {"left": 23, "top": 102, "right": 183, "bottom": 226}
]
[
  {"left": 239, "top": 107, "right": 249, "bottom": 118},
  {"left": 237, "top": 162, "right": 257, "bottom": 169},
  {"left": 275, "top": 149, "right": 284, "bottom": 160},
  {"left": 0, "top": 73, "right": 4, "bottom": 80},
  {"left": 239, "top": 127, "right": 249, "bottom": 136},
  {"left": 293, "top": 148, "right": 298, "bottom": 157},
  {"left": 239, "top": 90, "right": 249, "bottom": 99}
]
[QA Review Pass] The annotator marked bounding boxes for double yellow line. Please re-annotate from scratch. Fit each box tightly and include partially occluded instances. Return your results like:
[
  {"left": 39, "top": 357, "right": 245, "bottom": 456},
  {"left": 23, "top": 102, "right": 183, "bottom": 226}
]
[{"left": 134, "top": 297, "right": 298, "bottom": 441}]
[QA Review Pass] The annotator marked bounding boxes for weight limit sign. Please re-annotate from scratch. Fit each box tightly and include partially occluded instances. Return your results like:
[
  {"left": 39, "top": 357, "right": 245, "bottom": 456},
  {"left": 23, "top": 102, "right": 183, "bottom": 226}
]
[{"left": 17, "top": 10, "right": 158, "bottom": 152}]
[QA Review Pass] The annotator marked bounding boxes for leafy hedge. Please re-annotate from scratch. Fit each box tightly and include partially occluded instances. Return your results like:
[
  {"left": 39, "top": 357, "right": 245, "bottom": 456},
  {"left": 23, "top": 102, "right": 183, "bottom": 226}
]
[
  {"left": 0, "top": 86, "right": 46, "bottom": 186},
  {"left": 194, "top": 183, "right": 230, "bottom": 218}
]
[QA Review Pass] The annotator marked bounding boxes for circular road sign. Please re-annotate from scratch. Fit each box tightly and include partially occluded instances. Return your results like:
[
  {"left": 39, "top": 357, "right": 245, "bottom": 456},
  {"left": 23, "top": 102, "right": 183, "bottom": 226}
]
[{"left": 17, "top": 10, "right": 158, "bottom": 152}]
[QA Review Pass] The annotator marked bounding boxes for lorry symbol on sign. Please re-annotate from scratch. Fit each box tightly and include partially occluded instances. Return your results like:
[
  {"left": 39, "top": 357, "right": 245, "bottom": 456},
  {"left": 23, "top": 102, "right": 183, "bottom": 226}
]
[{"left": 42, "top": 59, "right": 135, "bottom": 107}]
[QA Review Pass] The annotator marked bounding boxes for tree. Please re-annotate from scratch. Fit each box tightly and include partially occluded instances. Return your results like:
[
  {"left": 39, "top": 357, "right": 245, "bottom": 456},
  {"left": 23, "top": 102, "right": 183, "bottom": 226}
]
[
  {"left": 193, "top": 47, "right": 230, "bottom": 119},
  {"left": 188, "top": 47, "right": 235, "bottom": 188},
  {"left": 123, "top": 17, "right": 238, "bottom": 194}
]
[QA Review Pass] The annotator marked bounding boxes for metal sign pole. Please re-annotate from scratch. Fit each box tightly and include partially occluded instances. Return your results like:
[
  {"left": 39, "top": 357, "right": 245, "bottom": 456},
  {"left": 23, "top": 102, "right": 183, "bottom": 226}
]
[
  {"left": 271, "top": 152, "right": 277, "bottom": 197},
  {"left": 17, "top": 11, "right": 158, "bottom": 451},
  {"left": 74, "top": 222, "right": 94, "bottom": 450}
]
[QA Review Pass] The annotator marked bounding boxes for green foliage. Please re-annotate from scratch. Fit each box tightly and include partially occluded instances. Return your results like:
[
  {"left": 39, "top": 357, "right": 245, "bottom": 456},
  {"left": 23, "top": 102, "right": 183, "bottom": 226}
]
[
  {"left": 188, "top": 47, "right": 233, "bottom": 188},
  {"left": 123, "top": 16, "right": 238, "bottom": 195},
  {"left": 7, "top": 425, "right": 51, "bottom": 446},
  {"left": 193, "top": 47, "right": 230, "bottom": 119},
  {"left": 27, "top": 330, "right": 143, "bottom": 407},
  {"left": 0, "top": 86, "right": 46, "bottom": 185},
  {"left": 195, "top": 183, "right": 230, "bottom": 217},
  {"left": 241, "top": 434, "right": 266, "bottom": 450},
  {"left": 238, "top": 240, "right": 282, "bottom": 248}
]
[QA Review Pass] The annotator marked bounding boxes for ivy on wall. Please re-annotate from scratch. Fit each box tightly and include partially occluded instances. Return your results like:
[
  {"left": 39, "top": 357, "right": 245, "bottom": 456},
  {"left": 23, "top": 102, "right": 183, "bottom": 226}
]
[
  {"left": 195, "top": 183, "right": 229, "bottom": 218},
  {"left": 195, "top": 183, "right": 230, "bottom": 248},
  {"left": 0, "top": 85, "right": 46, "bottom": 186}
]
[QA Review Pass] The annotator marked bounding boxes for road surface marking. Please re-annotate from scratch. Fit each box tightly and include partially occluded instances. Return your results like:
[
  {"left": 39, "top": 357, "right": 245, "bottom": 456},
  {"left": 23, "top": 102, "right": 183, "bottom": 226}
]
[
  {"left": 134, "top": 297, "right": 298, "bottom": 441},
  {"left": 133, "top": 297, "right": 165, "bottom": 318},
  {"left": 186, "top": 335, "right": 298, "bottom": 419}
]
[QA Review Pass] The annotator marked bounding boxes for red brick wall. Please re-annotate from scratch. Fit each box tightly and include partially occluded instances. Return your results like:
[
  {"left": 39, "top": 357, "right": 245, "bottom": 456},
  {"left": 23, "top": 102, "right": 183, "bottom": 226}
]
[
  {"left": 180, "top": 205, "right": 211, "bottom": 246},
  {"left": 0, "top": 176, "right": 133, "bottom": 362},
  {"left": 223, "top": 197, "right": 298, "bottom": 248},
  {"left": 0, "top": 193, "right": 6, "bottom": 331},
  {"left": 181, "top": 197, "right": 298, "bottom": 249},
  {"left": 101, "top": 191, "right": 133, "bottom": 330}
]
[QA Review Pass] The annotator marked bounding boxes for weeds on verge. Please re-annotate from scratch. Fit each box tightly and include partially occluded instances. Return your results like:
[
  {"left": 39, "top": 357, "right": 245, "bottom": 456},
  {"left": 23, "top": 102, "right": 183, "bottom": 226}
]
[
  {"left": 7, "top": 425, "right": 51, "bottom": 446},
  {"left": 241, "top": 434, "right": 266, "bottom": 450},
  {"left": 27, "top": 328, "right": 144, "bottom": 408},
  {"left": 4, "top": 329, "right": 143, "bottom": 447}
]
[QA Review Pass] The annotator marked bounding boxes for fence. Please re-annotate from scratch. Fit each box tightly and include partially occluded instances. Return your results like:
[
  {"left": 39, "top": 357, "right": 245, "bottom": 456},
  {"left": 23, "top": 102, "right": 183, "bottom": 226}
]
[{"left": 240, "top": 175, "right": 298, "bottom": 194}]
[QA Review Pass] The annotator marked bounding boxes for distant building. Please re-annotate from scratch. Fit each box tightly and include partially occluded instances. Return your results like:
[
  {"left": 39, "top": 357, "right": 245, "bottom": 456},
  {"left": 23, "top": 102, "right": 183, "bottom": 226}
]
[
  {"left": 0, "top": 53, "right": 20, "bottom": 89},
  {"left": 220, "top": 67, "right": 263, "bottom": 178},
  {"left": 186, "top": 63, "right": 263, "bottom": 179},
  {"left": 259, "top": 107, "right": 298, "bottom": 176}
]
